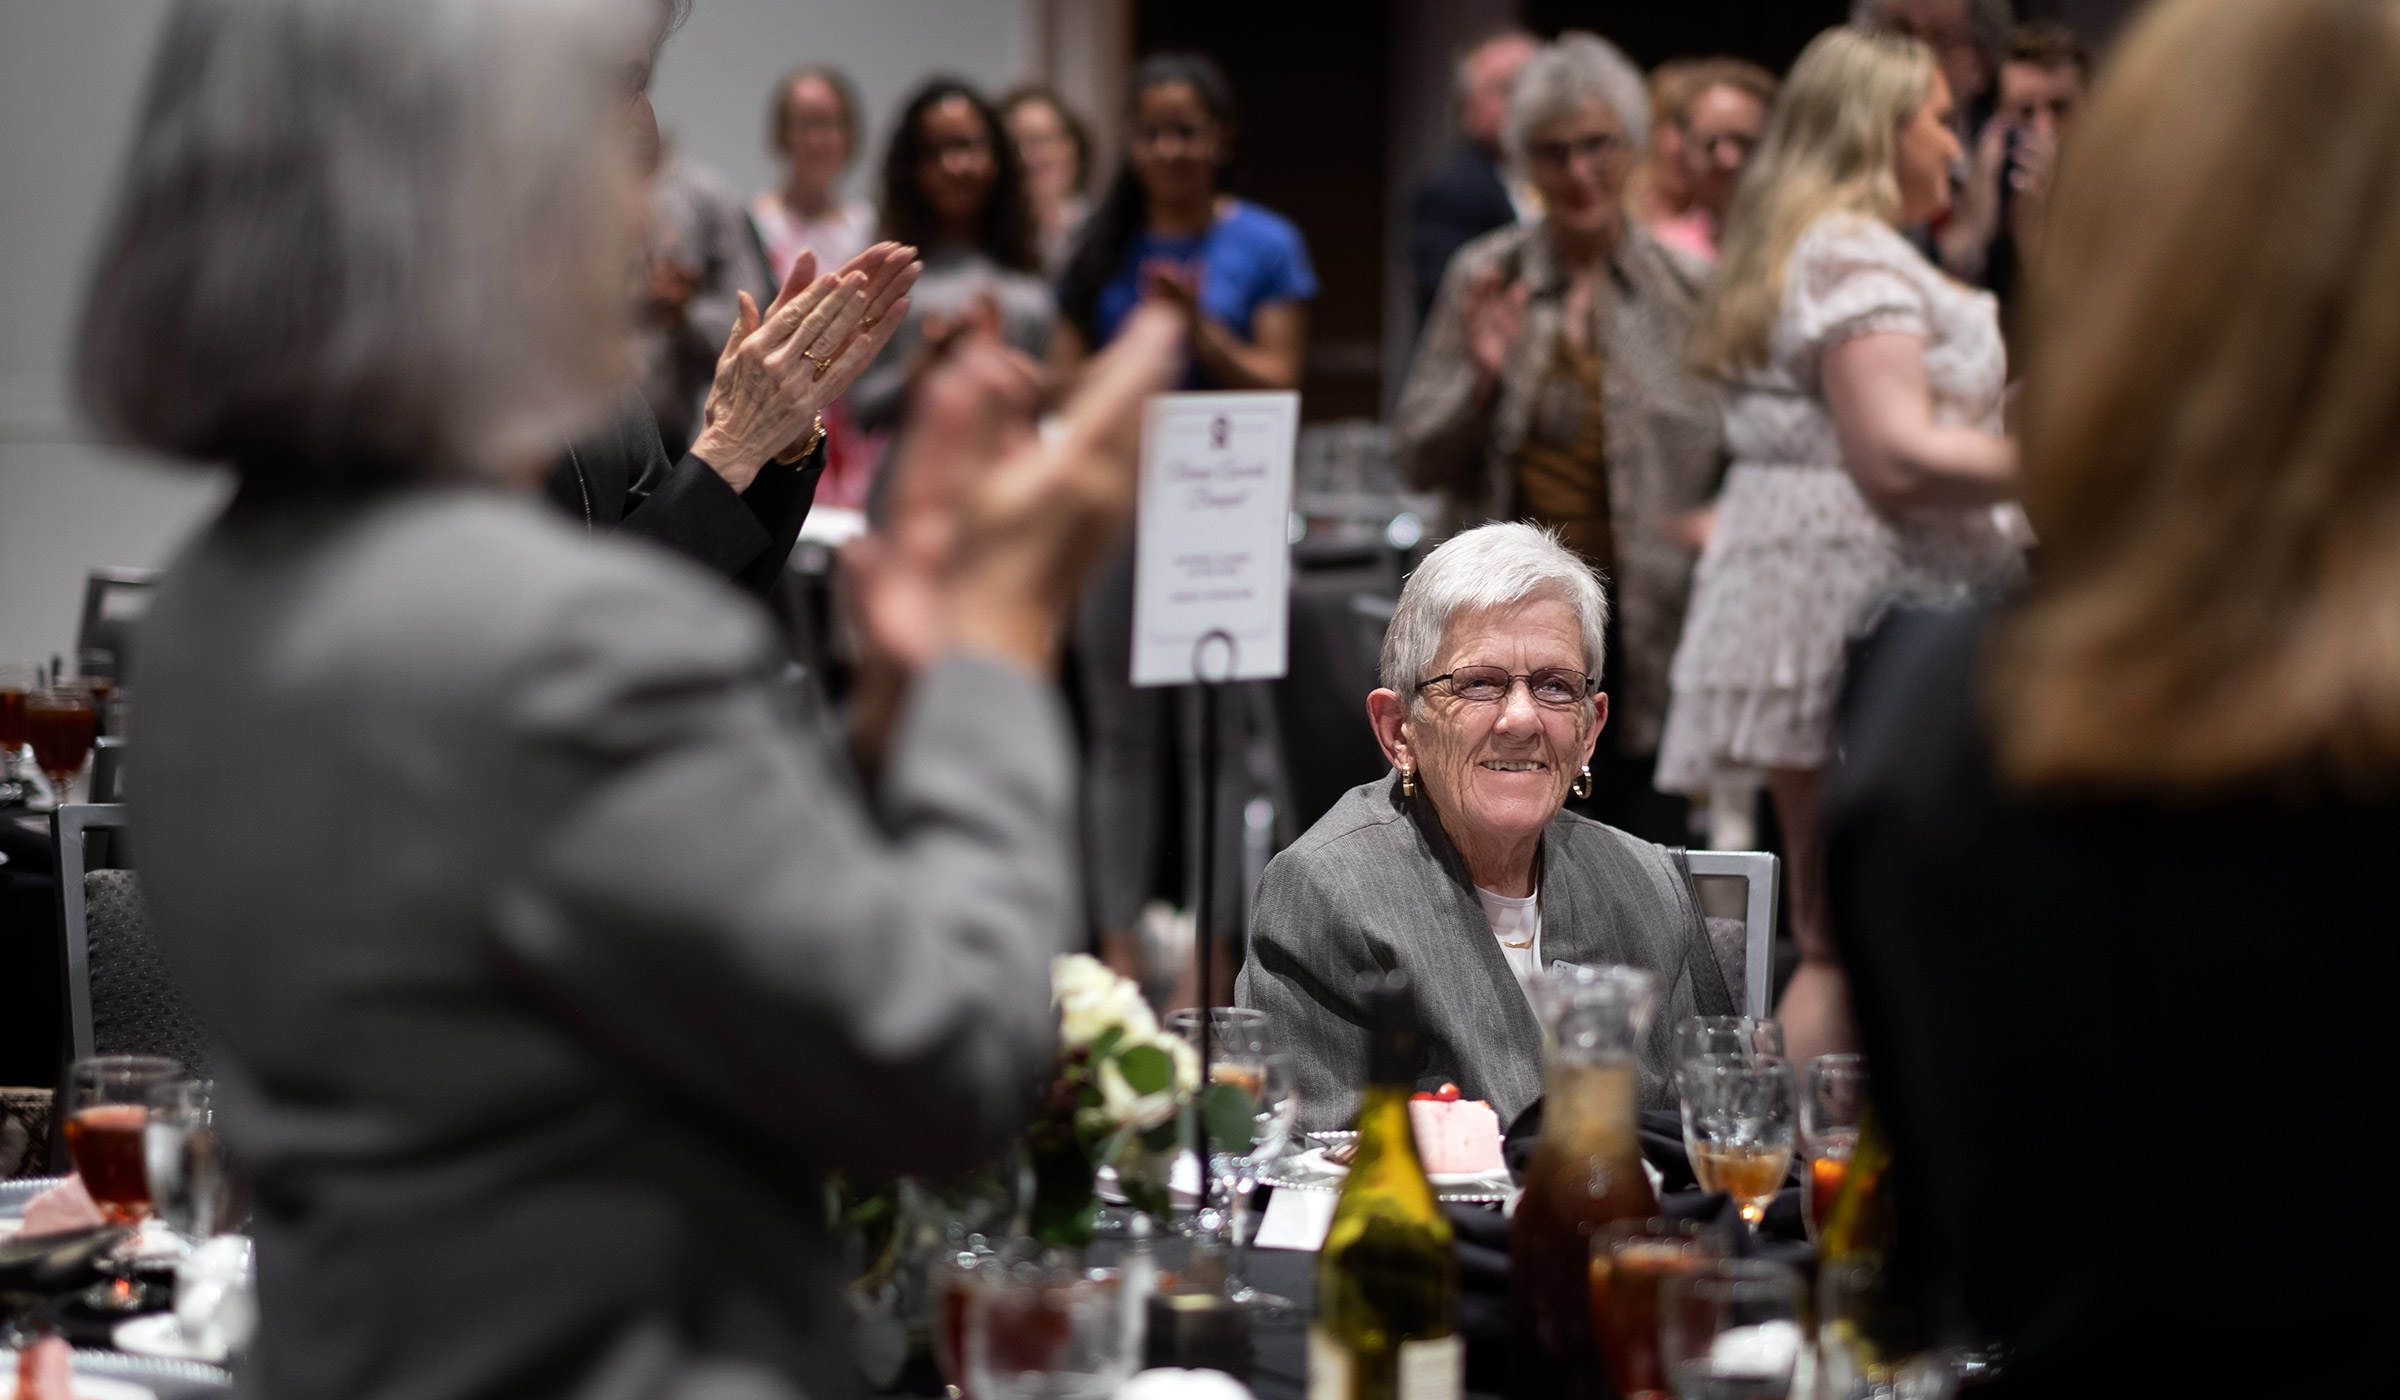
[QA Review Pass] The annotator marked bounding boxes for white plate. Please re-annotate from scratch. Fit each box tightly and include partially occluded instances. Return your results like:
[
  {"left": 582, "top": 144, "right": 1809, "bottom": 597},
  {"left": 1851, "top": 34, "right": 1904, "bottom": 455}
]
[
  {"left": 1260, "top": 1135, "right": 1515, "bottom": 1203},
  {"left": 112, "top": 1315, "right": 228, "bottom": 1366}
]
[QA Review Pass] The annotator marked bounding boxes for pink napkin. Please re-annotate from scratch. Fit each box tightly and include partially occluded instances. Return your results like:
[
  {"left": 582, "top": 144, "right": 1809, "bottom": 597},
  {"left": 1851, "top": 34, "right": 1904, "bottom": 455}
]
[
  {"left": 15, "top": 1174, "right": 104, "bottom": 1238},
  {"left": 11, "top": 1334, "right": 73, "bottom": 1400}
]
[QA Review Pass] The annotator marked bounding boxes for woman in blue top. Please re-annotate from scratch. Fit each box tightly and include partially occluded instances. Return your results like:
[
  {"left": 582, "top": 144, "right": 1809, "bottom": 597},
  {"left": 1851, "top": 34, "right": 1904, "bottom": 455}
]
[{"left": 1055, "top": 53, "right": 1317, "bottom": 389}]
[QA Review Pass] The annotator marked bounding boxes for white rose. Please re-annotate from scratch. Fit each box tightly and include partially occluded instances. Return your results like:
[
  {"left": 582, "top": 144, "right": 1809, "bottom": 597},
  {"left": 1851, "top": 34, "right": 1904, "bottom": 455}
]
[{"left": 1095, "top": 1056, "right": 1179, "bottom": 1131}]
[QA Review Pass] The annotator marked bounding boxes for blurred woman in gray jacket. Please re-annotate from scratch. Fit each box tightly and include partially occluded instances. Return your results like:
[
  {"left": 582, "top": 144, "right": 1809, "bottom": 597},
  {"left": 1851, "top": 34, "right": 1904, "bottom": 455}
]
[{"left": 74, "top": 3, "right": 1179, "bottom": 1398}]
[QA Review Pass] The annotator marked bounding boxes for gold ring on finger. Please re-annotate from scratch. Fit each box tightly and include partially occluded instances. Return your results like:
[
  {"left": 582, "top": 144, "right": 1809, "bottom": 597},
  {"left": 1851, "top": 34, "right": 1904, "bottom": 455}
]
[
  {"left": 803, "top": 350, "right": 834, "bottom": 378},
  {"left": 860, "top": 315, "right": 880, "bottom": 329}
]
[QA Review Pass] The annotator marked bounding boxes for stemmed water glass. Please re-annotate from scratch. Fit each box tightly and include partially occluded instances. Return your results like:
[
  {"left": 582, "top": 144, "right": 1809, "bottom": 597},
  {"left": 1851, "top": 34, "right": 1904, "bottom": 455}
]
[
  {"left": 61, "top": 1055, "right": 184, "bottom": 1310},
  {"left": 1674, "top": 1015, "right": 1784, "bottom": 1071},
  {"left": 1800, "top": 1054, "right": 1866, "bottom": 1245},
  {"left": 1678, "top": 1053, "right": 1797, "bottom": 1233},
  {"left": 1163, "top": 1006, "right": 1297, "bottom": 1310}
]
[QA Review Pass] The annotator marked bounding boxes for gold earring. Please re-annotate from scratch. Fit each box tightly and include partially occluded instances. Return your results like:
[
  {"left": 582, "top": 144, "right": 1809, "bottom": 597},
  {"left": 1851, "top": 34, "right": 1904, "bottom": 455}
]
[
  {"left": 1400, "top": 767, "right": 1416, "bottom": 798},
  {"left": 1572, "top": 765, "right": 1593, "bottom": 800}
]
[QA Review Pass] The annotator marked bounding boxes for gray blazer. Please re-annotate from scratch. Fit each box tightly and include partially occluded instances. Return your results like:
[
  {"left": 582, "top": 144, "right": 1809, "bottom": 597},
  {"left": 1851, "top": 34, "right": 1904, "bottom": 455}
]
[
  {"left": 1237, "top": 777, "right": 1706, "bottom": 1134},
  {"left": 131, "top": 490, "right": 1072, "bottom": 1400}
]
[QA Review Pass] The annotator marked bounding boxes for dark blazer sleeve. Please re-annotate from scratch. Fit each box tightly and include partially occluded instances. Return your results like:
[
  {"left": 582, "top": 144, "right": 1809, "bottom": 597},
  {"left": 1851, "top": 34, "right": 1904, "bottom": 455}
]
[{"left": 573, "top": 392, "right": 826, "bottom": 600}]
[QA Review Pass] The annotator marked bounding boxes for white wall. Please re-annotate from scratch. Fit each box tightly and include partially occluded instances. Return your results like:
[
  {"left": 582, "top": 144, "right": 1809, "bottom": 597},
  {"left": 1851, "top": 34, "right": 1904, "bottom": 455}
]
[
  {"left": 0, "top": 0, "right": 1092, "bottom": 675},
  {"left": 0, "top": 0, "right": 232, "bottom": 675}
]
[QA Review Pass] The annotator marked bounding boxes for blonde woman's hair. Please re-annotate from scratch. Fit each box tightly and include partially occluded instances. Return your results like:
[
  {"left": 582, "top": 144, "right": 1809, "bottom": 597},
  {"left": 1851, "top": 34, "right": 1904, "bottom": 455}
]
[
  {"left": 1684, "top": 27, "right": 1935, "bottom": 375},
  {"left": 1994, "top": 0, "right": 2400, "bottom": 794}
]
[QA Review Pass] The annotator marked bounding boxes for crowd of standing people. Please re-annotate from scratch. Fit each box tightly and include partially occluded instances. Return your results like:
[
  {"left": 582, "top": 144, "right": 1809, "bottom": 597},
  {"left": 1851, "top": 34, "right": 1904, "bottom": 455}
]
[{"left": 57, "top": 0, "right": 2391, "bottom": 1395}]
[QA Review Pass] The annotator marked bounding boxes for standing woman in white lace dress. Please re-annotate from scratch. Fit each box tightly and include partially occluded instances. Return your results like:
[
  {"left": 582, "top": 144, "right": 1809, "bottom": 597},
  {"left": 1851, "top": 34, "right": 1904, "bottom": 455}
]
[{"left": 1656, "top": 26, "right": 2024, "bottom": 1062}]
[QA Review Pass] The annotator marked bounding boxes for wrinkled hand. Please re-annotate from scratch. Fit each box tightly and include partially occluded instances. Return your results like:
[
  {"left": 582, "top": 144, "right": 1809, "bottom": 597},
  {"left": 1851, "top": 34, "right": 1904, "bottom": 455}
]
[
  {"left": 1463, "top": 266, "right": 1528, "bottom": 382},
  {"left": 690, "top": 242, "right": 920, "bottom": 490}
]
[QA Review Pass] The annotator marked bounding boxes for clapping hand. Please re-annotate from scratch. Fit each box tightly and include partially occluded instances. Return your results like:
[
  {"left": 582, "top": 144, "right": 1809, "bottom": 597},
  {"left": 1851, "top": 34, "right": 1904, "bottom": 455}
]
[
  {"left": 689, "top": 242, "right": 921, "bottom": 490},
  {"left": 1463, "top": 265, "right": 1529, "bottom": 382}
]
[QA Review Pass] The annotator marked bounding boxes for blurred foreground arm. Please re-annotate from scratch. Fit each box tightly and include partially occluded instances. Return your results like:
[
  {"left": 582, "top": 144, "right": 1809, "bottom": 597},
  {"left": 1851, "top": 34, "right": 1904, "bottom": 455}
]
[{"left": 495, "top": 308, "right": 1180, "bottom": 1177}]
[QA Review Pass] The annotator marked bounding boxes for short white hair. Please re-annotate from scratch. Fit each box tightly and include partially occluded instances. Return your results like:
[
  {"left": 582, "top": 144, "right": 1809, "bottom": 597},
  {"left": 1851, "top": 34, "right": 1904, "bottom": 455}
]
[
  {"left": 1504, "top": 31, "right": 1649, "bottom": 170},
  {"left": 77, "top": 0, "right": 649, "bottom": 491},
  {"left": 1379, "top": 523, "right": 1609, "bottom": 707}
]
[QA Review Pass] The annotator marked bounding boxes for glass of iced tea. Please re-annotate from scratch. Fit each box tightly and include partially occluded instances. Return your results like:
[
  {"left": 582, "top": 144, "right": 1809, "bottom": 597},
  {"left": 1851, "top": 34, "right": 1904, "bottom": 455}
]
[
  {"left": 1800, "top": 1054, "right": 1866, "bottom": 1246},
  {"left": 25, "top": 682, "right": 98, "bottom": 803},
  {"left": 0, "top": 663, "right": 32, "bottom": 806},
  {"left": 64, "top": 1054, "right": 184, "bottom": 1310},
  {"left": 1679, "top": 1054, "right": 1797, "bottom": 1232},
  {"left": 1589, "top": 1217, "right": 1722, "bottom": 1400}
]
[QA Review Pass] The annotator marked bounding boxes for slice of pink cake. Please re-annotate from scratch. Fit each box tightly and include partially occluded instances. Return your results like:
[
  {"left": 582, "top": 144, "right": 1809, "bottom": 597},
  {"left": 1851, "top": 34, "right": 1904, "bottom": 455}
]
[{"left": 1407, "top": 1096, "right": 1505, "bottom": 1175}]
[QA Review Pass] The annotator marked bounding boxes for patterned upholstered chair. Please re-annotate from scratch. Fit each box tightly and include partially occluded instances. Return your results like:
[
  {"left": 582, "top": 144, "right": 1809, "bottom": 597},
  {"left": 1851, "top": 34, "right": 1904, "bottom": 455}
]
[{"left": 52, "top": 804, "right": 212, "bottom": 1076}]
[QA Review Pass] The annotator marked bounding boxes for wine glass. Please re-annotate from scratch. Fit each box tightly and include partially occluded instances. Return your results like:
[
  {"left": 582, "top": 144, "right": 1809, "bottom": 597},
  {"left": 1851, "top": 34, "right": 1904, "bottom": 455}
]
[
  {"left": 1163, "top": 1006, "right": 1297, "bottom": 1310},
  {"left": 1590, "top": 1217, "right": 1723, "bottom": 1400},
  {"left": 1678, "top": 1054, "right": 1797, "bottom": 1232},
  {"left": 24, "top": 682, "right": 97, "bottom": 806},
  {"left": 964, "top": 1257, "right": 1133, "bottom": 1400},
  {"left": 62, "top": 1054, "right": 183, "bottom": 1310},
  {"left": 1800, "top": 1054, "right": 1866, "bottom": 1245},
  {"left": 1659, "top": 1257, "right": 1808, "bottom": 1400},
  {"left": 1675, "top": 1015, "right": 1784, "bottom": 1068},
  {"left": 0, "top": 663, "right": 33, "bottom": 806}
]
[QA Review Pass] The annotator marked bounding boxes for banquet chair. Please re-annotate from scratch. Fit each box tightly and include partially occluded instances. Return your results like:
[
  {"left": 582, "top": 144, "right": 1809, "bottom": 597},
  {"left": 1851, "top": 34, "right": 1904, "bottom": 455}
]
[
  {"left": 51, "top": 804, "right": 211, "bottom": 1075},
  {"left": 1685, "top": 849, "right": 1780, "bottom": 1021}
]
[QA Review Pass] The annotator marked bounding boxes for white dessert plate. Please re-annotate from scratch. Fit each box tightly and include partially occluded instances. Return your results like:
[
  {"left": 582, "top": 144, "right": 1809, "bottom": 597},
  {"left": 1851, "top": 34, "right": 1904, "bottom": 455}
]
[
  {"left": 112, "top": 1314, "right": 229, "bottom": 1366},
  {"left": 1259, "top": 1132, "right": 1514, "bottom": 1202}
]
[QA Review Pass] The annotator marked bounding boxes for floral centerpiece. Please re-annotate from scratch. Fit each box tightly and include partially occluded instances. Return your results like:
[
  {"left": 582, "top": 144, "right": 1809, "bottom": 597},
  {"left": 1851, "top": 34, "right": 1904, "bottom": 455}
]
[{"left": 1024, "top": 954, "right": 1200, "bottom": 1246}]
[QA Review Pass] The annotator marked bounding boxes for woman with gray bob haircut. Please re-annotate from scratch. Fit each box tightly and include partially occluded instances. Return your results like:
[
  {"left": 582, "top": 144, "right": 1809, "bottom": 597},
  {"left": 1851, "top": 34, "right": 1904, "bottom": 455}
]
[
  {"left": 79, "top": 3, "right": 1181, "bottom": 1398},
  {"left": 1502, "top": 29, "right": 1651, "bottom": 170},
  {"left": 1395, "top": 30, "right": 1725, "bottom": 847},
  {"left": 1237, "top": 523, "right": 1733, "bottom": 1134}
]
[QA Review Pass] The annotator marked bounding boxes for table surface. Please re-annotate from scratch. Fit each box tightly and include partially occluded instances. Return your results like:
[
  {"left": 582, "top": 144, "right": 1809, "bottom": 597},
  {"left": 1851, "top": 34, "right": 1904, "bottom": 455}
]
[{"left": 2, "top": 1177, "right": 234, "bottom": 1400}]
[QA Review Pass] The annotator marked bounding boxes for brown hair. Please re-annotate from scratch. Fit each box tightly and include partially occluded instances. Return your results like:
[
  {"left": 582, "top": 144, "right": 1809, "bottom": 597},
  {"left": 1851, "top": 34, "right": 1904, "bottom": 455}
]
[
  {"left": 2005, "top": 21, "right": 2090, "bottom": 80},
  {"left": 767, "top": 64, "right": 862, "bottom": 167},
  {"left": 999, "top": 84, "right": 1095, "bottom": 196},
  {"left": 1664, "top": 56, "right": 1779, "bottom": 122},
  {"left": 1995, "top": 0, "right": 2400, "bottom": 794}
]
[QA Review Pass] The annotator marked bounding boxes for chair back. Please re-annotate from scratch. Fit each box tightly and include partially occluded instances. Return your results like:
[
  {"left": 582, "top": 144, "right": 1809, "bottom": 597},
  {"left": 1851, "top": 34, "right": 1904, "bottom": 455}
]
[
  {"left": 77, "top": 568, "right": 159, "bottom": 676},
  {"left": 52, "top": 804, "right": 210, "bottom": 1074},
  {"left": 1684, "top": 850, "right": 1780, "bottom": 1021}
]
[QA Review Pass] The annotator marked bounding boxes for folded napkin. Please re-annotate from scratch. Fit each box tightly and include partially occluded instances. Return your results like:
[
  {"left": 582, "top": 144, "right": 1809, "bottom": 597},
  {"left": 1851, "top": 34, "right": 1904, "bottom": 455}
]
[{"left": 16, "top": 1176, "right": 104, "bottom": 1239}]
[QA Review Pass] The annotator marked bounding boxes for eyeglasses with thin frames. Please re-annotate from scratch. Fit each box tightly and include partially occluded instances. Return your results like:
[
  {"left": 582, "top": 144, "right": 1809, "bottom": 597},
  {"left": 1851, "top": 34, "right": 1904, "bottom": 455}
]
[{"left": 1414, "top": 666, "right": 1597, "bottom": 708}]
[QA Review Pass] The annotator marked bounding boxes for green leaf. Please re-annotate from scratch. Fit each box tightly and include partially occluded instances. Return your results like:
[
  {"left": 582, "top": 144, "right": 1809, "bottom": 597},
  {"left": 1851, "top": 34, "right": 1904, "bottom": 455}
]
[
  {"left": 1140, "top": 1119, "right": 1180, "bottom": 1154},
  {"left": 1198, "top": 1080, "right": 1257, "bottom": 1154},
  {"left": 1121, "top": 1175, "right": 1174, "bottom": 1229},
  {"left": 1087, "top": 1025, "right": 1125, "bottom": 1061},
  {"left": 1118, "top": 1043, "right": 1173, "bottom": 1096}
]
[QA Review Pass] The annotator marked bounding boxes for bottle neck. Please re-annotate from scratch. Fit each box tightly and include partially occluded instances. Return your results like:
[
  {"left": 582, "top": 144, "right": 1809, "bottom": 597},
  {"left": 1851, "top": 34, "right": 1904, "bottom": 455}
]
[{"left": 1351, "top": 1084, "right": 1429, "bottom": 1181}]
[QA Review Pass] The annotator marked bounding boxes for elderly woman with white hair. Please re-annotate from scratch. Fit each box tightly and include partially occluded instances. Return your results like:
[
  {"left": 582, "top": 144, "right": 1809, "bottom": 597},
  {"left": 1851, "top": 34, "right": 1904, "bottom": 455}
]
[
  {"left": 76, "top": 1, "right": 1179, "bottom": 1397},
  {"left": 1394, "top": 31, "right": 1726, "bottom": 847},
  {"left": 1237, "top": 524, "right": 1735, "bottom": 1133}
]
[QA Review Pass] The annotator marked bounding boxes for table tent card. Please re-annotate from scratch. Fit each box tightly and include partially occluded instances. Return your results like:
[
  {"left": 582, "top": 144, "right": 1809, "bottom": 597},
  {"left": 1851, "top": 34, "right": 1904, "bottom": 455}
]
[{"left": 1130, "top": 391, "right": 1299, "bottom": 687}]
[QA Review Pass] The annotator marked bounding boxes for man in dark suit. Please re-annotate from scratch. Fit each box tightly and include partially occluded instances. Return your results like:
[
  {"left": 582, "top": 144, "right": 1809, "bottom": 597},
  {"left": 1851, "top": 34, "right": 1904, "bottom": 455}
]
[{"left": 1408, "top": 29, "right": 1536, "bottom": 328}]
